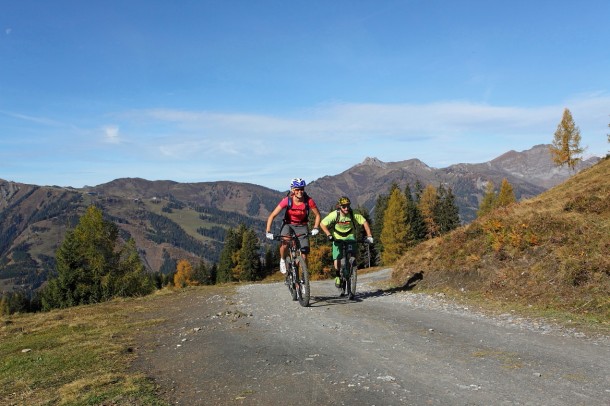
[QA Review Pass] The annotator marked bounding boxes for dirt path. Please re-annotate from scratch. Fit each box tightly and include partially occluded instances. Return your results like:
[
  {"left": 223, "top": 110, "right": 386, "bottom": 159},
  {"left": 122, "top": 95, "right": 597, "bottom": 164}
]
[{"left": 132, "top": 269, "right": 610, "bottom": 405}]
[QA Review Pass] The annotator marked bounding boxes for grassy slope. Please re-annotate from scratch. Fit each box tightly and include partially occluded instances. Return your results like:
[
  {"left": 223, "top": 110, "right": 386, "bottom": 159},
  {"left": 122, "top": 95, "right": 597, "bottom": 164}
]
[
  {"left": 0, "top": 292, "right": 171, "bottom": 405},
  {"left": 393, "top": 157, "right": 610, "bottom": 327}
]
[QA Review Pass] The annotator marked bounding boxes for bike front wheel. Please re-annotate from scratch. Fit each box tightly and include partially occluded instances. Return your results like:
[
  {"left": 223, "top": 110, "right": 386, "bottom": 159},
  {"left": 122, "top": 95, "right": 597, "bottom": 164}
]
[
  {"left": 347, "top": 262, "right": 357, "bottom": 300},
  {"left": 287, "top": 263, "right": 298, "bottom": 301},
  {"left": 295, "top": 256, "right": 310, "bottom": 307}
]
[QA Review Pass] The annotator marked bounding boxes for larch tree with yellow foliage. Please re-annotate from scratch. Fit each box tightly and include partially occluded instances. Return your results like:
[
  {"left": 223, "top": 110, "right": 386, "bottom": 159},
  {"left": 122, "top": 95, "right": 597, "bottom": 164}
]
[
  {"left": 496, "top": 178, "right": 516, "bottom": 208},
  {"left": 174, "top": 259, "right": 196, "bottom": 288},
  {"left": 380, "top": 188, "right": 411, "bottom": 265},
  {"left": 549, "top": 108, "right": 584, "bottom": 170},
  {"left": 418, "top": 184, "right": 439, "bottom": 239}
]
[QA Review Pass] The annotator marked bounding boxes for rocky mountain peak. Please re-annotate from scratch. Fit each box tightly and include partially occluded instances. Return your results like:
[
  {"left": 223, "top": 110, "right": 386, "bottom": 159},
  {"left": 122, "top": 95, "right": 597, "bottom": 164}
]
[{"left": 359, "top": 157, "right": 387, "bottom": 168}]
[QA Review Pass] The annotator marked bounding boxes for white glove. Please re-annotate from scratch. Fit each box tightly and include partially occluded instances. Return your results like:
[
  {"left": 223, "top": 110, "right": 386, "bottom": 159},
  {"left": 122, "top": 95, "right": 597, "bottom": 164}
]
[
  {"left": 311, "top": 228, "right": 319, "bottom": 236},
  {"left": 266, "top": 232, "right": 274, "bottom": 240},
  {"left": 366, "top": 236, "right": 374, "bottom": 244}
]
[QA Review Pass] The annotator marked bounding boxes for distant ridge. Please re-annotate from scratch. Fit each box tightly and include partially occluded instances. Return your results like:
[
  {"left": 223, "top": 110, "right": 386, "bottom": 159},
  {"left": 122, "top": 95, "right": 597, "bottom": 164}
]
[{"left": 0, "top": 144, "right": 600, "bottom": 295}]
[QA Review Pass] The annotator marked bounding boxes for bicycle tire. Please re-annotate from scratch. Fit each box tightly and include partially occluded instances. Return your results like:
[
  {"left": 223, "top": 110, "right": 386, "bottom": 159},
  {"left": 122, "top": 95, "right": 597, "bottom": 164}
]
[
  {"left": 287, "top": 262, "right": 297, "bottom": 301},
  {"left": 337, "top": 258, "right": 346, "bottom": 296},
  {"left": 347, "top": 260, "right": 357, "bottom": 300},
  {"left": 295, "top": 256, "right": 310, "bottom": 307}
]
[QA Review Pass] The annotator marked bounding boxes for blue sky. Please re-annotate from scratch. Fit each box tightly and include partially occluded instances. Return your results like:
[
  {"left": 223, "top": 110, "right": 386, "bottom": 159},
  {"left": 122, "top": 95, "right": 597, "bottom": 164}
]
[{"left": 1, "top": 1, "right": 609, "bottom": 191}]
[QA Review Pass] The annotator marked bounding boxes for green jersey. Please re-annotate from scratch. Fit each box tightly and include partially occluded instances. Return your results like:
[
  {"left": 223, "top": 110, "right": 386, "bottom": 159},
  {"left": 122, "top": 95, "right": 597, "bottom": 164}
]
[{"left": 321, "top": 210, "right": 366, "bottom": 240}]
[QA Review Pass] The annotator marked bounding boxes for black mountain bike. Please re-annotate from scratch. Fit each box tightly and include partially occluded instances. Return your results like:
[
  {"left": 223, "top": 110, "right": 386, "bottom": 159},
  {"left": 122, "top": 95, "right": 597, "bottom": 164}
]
[
  {"left": 274, "top": 231, "right": 310, "bottom": 307},
  {"left": 334, "top": 239, "right": 371, "bottom": 300}
]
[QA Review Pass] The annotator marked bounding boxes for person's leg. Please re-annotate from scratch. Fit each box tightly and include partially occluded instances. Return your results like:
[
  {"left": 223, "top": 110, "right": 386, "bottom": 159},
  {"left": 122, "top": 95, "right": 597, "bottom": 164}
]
[{"left": 278, "top": 224, "right": 292, "bottom": 273}]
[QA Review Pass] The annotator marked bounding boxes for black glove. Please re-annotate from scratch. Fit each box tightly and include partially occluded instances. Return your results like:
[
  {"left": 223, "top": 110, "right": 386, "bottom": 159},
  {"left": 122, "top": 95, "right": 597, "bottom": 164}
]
[{"left": 327, "top": 234, "right": 333, "bottom": 241}]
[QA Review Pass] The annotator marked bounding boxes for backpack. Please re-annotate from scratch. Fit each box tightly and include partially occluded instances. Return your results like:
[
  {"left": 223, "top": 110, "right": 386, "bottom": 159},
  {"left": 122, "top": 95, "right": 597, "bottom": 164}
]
[
  {"left": 332, "top": 207, "right": 359, "bottom": 239},
  {"left": 283, "top": 191, "right": 310, "bottom": 224}
]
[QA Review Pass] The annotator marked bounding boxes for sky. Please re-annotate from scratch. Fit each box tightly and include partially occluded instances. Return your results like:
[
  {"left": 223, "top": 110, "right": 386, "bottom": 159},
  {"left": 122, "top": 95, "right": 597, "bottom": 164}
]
[{"left": 1, "top": 0, "right": 609, "bottom": 192}]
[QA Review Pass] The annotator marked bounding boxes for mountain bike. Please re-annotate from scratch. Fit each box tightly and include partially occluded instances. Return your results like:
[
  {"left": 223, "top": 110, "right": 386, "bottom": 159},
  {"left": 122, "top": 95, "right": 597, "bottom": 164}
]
[
  {"left": 334, "top": 239, "right": 371, "bottom": 300},
  {"left": 274, "top": 231, "right": 310, "bottom": 307}
]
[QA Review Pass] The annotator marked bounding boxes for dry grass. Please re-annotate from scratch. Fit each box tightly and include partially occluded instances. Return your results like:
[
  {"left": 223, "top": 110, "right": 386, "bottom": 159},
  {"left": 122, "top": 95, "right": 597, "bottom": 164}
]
[
  {"left": 0, "top": 292, "right": 172, "bottom": 406},
  {"left": 392, "top": 158, "right": 610, "bottom": 331}
]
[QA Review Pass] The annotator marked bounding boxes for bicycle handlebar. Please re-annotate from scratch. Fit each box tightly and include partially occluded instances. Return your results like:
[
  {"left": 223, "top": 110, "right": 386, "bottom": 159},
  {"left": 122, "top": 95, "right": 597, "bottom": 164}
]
[
  {"left": 330, "top": 237, "right": 373, "bottom": 244},
  {"left": 271, "top": 231, "right": 312, "bottom": 241}
]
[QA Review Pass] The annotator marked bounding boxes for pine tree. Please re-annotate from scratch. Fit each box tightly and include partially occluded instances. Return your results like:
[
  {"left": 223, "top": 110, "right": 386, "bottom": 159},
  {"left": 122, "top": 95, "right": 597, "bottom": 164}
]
[
  {"left": 113, "top": 238, "right": 155, "bottom": 297},
  {"left": 405, "top": 184, "right": 426, "bottom": 241},
  {"left": 477, "top": 181, "right": 496, "bottom": 218},
  {"left": 372, "top": 192, "right": 389, "bottom": 264},
  {"left": 216, "top": 227, "right": 239, "bottom": 283},
  {"left": 435, "top": 184, "right": 460, "bottom": 234},
  {"left": 41, "top": 206, "right": 118, "bottom": 309},
  {"left": 237, "top": 227, "right": 261, "bottom": 281},
  {"left": 354, "top": 205, "right": 376, "bottom": 269},
  {"left": 193, "top": 261, "right": 214, "bottom": 285},
  {"left": 380, "top": 188, "right": 411, "bottom": 265},
  {"left": 549, "top": 108, "right": 584, "bottom": 170},
  {"left": 41, "top": 206, "right": 151, "bottom": 310}
]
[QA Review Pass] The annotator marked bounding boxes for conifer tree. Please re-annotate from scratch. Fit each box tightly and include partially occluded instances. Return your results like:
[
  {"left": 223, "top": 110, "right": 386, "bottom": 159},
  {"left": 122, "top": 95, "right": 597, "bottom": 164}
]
[
  {"left": 477, "top": 181, "right": 496, "bottom": 218},
  {"left": 0, "top": 295, "right": 8, "bottom": 316},
  {"left": 174, "top": 259, "right": 195, "bottom": 288},
  {"left": 549, "top": 108, "right": 584, "bottom": 170},
  {"left": 371, "top": 192, "right": 389, "bottom": 264},
  {"left": 41, "top": 206, "right": 151, "bottom": 310},
  {"left": 496, "top": 178, "right": 516, "bottom": 208},
  {"left": 418, "top": 184, "right": 440, "bottom": 239},
  {"left": 405, "top": 184, "right": 426, "bottom": 241},
  {"left": 354, "top": 205, "right": 376, "bottom": 269},
  {"left": 216, "top": 227, "right": 239, "bottom": 283},
  {"left": 263, "top": 245, "right": 275, "bottom": 275},
  {"left": 237, "top": 227, "right": 261, "bottom": 281},
  {"left": 193, "top": 260, "right": 214, "bottom": 285},
  {"left": 435, "top": 184, "right": 460, "bottom": 234},
  {"left": 113, "top": 238, "right": 155, "bottom": 297},
  {"left": 380, "top": 188, "right": 410, "bottom": 265}
]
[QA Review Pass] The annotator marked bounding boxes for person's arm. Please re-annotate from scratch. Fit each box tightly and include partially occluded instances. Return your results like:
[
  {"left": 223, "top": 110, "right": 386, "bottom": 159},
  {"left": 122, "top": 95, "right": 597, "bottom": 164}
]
[
  {"left": 311, "top": 206, "right": 321, "bottom": 230},
  {"left": 319, "top": 213, "right": 332, "bottom": 238},
  {"left": 363, "top": 220, "right": 373, "bottom": 238}
]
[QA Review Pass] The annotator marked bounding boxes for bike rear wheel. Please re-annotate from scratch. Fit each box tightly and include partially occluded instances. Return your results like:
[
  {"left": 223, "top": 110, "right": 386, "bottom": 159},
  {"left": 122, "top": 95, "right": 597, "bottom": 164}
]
[{"left": 295, "top": 256, "right": 310, "bottom": 307}]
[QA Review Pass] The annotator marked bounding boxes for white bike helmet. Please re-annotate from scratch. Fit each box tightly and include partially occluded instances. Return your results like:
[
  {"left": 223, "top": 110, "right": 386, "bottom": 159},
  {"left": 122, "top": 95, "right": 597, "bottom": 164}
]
[{"left": 290, "top": 178, "right": 306, "bottom": 188}]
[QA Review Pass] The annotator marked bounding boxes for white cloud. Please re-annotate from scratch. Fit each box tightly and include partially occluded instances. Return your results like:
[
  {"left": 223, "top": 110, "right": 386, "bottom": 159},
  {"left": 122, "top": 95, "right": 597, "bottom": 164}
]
[
  {"left": 103, "top": 125, "right": 121, "bottom": 144},
  {"left": 120, "top": 94, "right": 609, "bottom": 154}
]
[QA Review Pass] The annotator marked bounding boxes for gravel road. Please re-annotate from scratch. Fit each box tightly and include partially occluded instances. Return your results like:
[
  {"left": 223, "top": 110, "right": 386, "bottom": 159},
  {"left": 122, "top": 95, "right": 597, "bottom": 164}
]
[{"left": 133, "top": 269, "right": 610, "bottom": 405}]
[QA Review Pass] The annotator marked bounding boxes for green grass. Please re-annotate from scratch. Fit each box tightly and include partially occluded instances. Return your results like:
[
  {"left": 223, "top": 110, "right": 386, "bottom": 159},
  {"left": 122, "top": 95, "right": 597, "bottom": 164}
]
[{"left": 1, "top": 296, "right": 168, "bottom": 405}]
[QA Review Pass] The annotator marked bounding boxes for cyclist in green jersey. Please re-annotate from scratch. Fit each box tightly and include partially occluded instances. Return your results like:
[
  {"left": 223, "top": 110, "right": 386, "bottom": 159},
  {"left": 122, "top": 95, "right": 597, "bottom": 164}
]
[{"left": 319, "top": 196, "right": 373, "bottom": 287}]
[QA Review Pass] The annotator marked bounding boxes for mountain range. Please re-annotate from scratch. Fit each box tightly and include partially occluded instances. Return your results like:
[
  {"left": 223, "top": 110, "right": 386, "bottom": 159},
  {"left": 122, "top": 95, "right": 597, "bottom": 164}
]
[{"left": 0, "top": 144, "right": 599, "bottom": 295}]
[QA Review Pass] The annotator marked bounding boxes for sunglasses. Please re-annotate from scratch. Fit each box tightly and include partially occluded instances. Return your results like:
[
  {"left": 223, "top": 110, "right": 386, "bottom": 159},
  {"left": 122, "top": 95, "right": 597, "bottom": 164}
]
[
  {"left": 293, "top": 188, "right": 304, "bottom": 192},
  {"left": 340, "top": 205, "right": 350, "bottom": 209}
]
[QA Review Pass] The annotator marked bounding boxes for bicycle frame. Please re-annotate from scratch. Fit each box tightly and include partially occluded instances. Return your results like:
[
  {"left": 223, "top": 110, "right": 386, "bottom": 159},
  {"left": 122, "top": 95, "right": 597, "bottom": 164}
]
[
  {"left": 274, "top": 231, "right": 310, "bottom": 307},
  {"left": 335, "top": 239, "right": 357, "bottom": 300}
]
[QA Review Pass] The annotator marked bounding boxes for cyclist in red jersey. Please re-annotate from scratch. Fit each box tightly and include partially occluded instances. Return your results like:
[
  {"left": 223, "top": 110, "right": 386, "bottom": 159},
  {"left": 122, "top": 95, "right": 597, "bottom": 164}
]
[{"left": 266, "top": 178, "right": 321, "bottom": 274}]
